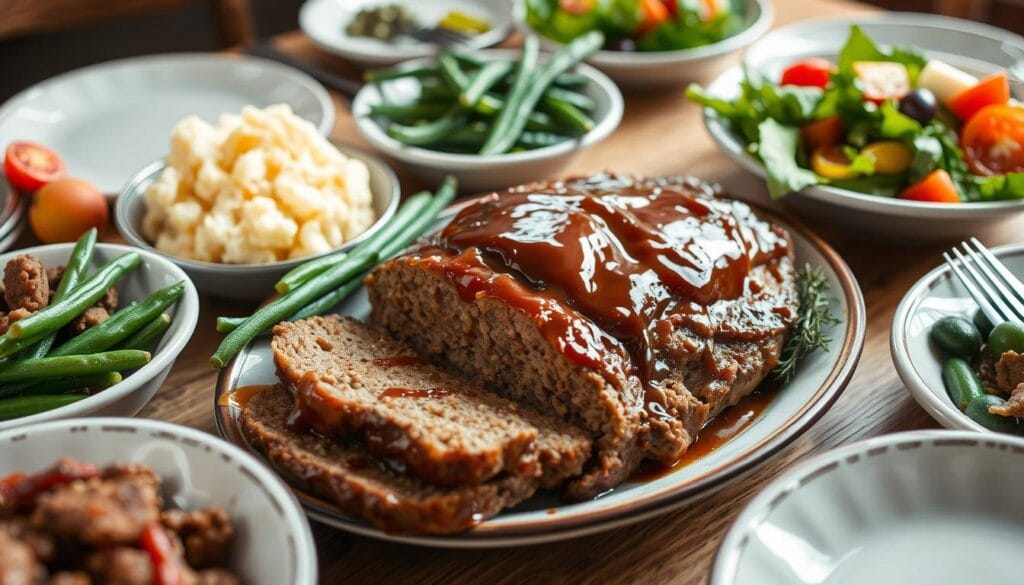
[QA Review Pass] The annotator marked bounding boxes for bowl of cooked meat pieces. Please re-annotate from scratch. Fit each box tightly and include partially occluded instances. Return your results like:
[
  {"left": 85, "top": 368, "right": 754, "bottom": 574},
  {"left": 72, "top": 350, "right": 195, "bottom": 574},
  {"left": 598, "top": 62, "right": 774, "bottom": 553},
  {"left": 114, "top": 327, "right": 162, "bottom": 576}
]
[
  {"left": 216, "top": 173, "right": 864, "bottom": 545},
  {"left": 0, "top": 417, "right": 318, "bottom": 584}
]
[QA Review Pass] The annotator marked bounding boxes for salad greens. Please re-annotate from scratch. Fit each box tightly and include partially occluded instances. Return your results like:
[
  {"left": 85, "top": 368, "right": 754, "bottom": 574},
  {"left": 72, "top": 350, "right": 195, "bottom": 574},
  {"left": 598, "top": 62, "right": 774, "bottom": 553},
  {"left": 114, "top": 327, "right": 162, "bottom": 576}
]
[
  {"left": 687, "top": 25, "right": 1024, "bottom": 201},
  {"left": 525, "top": 0, "right": 745, "bottom": 52}
]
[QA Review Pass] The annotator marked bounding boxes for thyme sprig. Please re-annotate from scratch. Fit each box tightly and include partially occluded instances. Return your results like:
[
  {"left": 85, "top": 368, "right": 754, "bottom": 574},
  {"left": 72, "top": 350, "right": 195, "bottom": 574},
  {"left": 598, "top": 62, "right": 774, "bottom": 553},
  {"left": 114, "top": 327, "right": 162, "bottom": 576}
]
[{"left": 772, "top": 265, "right": 840, "bottom": 384}]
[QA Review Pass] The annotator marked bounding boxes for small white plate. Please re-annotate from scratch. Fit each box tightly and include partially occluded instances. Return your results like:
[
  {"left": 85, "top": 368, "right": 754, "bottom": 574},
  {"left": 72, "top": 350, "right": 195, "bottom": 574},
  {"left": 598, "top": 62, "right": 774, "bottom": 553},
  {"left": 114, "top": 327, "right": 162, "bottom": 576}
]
[
  {"left": 891, "top": 243, "right": 1024, "bottom": 433},
  {"left": 0, "top": 417, "right": 317, "bottom": 585},
  {"left": 300, "top": 0, "right": 512, "bottom": 68},
  {"left": 215, "top": 197, "right": 865, "bottom": 547},
  {"left": 712, "top": 430, "right": 1024, "bottom": 585},
  {"left": 699, "top": 13, "right": 1024, "bottom": 241},
  {"left": 0, "top": 54, "right": 334, "bottom": 196}
]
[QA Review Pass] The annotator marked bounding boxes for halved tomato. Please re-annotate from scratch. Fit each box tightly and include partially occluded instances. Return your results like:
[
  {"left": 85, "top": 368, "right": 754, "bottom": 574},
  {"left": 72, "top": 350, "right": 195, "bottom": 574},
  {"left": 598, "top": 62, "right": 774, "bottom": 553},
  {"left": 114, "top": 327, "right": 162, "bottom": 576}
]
[
  {"left": 901, "top": 169, "right": 960, "bottom": 203},
  {"left": 961, "top": 104, "right": 1024, "bottom": 176},
  {"left": 853, "top": 61, "right": 911, "bottom": 104},
  {"left": 638, "top": 0, "right": 669, "bottom": 34},
  {"left": 811, "top": 145, "right": 859, "bottom": 180},
  {"left": 948, "top": 72, "right": 1010, "bottom": 121},
  {"left": 781, "top": 58, "right": 834, "bottom": 89},
  {"left": 801, "top": 116, "right": 844, "bottom": 151},
  {"left": 4, "top": 142, "right": 65, "bottom": 192}
]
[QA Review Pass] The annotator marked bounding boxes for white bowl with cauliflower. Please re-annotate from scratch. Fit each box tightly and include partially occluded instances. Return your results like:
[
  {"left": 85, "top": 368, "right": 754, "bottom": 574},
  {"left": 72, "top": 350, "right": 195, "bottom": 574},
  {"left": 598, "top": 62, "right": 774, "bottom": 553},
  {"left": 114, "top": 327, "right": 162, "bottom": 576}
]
[{"left": 115, "top": 105, "right": 399, "bottom": 300}]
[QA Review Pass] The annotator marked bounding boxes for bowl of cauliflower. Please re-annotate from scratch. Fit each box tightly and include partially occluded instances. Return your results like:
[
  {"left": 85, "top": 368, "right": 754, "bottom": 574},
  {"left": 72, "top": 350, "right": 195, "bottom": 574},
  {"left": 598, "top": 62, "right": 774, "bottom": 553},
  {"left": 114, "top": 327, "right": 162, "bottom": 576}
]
[{"left": 115, "top": 104, "right": 399, "bottom": 300}]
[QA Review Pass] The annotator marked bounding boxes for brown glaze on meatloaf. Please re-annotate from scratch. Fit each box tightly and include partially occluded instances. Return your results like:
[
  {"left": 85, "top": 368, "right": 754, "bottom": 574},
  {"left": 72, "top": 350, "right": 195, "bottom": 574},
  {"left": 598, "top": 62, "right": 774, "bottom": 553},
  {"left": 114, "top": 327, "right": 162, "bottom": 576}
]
[
  {"left": 367, "top": 174, "right": 798, "bottom": 499},
  {"left": 240, "top": 386, "right": 541, "bottom": 534}
]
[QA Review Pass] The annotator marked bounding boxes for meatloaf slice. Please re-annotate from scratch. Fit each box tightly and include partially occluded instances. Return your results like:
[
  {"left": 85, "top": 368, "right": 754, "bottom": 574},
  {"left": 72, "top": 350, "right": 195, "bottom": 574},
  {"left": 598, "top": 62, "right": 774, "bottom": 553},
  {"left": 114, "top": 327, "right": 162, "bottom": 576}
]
[
  {"left": 272, "top": 316, "right": 546, "bottom": 486},
  {"left": 240, "top": 386, "right": 537, "bottom": 534}
]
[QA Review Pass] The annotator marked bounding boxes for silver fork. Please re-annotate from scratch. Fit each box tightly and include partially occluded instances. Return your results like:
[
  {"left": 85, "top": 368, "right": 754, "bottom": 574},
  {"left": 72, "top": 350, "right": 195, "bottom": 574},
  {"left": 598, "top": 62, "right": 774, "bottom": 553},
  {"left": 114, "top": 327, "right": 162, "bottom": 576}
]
[
  {"left": 407, "top": 25, "right": 470, "bottom": 48},
  {"left": 943, "top": 237, "right": 1024, "bottom": 326}
]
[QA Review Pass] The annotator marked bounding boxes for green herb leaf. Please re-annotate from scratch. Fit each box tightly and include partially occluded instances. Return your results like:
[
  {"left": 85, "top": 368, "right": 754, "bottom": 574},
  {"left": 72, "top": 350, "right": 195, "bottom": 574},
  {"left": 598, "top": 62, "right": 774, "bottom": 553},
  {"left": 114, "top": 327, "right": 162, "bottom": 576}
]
[
  {"left": 772, "top": 265, "right": 840, "bottom": 384},
  {"left": 973, "top": 173, "right": 1024, "bottom": 200}
]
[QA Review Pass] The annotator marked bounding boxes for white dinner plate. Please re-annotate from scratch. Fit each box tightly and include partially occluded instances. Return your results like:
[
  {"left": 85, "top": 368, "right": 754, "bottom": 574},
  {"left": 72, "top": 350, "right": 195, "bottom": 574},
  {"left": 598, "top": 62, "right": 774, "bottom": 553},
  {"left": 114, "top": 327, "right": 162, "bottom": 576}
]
[
  {"left": 300, "top": 0, "right": 512, "bottom": 68},
  {"left": 891, "top": 243, "right": 1024, "bottom": 433},
  {"left": 712, "top": 430, "right": 1024, "bottom": 585},
  {"left": 0, "top": 54, "right": 334, "bottom": 196},
  {"left": 214, "top": 195, "right": 865, "bottom": 547}
]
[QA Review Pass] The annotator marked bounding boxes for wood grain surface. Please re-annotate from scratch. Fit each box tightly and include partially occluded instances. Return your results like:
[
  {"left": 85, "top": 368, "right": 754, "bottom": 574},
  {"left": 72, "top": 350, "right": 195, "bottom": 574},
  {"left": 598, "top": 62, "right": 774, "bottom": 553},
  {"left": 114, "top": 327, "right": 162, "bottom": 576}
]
[{"left": 123, "top": 0, "right": 1021, "bottom": 582}]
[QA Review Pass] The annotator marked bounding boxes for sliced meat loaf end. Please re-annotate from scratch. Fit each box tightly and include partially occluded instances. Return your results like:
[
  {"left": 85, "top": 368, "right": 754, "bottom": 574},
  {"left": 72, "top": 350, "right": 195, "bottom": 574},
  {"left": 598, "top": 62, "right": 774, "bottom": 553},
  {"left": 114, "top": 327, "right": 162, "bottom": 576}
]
[
  {"left": 272, "top": 315, "right": 542, "bottom": 487},
  {"left": 240, "top": 386, "right": 537, "bottom": 535},
  {"left": 366, "top": 257, "right": 646, "bottom": 500}
]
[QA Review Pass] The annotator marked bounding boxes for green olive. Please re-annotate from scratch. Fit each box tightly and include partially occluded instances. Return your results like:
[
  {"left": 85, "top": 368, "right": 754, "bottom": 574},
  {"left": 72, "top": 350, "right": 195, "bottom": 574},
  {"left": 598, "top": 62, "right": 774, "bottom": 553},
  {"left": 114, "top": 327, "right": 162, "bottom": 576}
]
[
  {"left": 930, "top": 316, "right": 983, "bottom": 358},
  {"left": 988, "top": 321, "right": 1024, "bottom": 358}
]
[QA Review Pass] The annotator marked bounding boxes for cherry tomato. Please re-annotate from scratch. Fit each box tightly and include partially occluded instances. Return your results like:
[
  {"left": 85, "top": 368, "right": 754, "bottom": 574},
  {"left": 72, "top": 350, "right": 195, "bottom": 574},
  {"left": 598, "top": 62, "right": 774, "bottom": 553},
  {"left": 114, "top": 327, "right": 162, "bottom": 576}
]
[
  {"left": 559, "top": 0, "right": 594, "bottom": 15},
  {"left": 861, "top": 140, "right": 914, "bottom": 175},
  {"left": 901, "top": 169, "right": 960, "bottom": 203},
  {"left": 30, "top": 178, "right": 108, "bottom": 243},
  {"left": 780, "top": 58, "right": 835, "bottom": 89},
  {"left": 961, "top": 104, "right": 1024, "bottom": 176},
  {"left": 638, "top": 0, "right": 669, "bottom": 35},
  {"left": 948, "top": 72, "right": 1010, "bottom": 121},
  {"left": 662, "top": 0, "right": 679, "bottom": 17},
  {"left": 811, "top": 145, "right": 859, "bottom": 180},
  {"left": 3, "top": 142, "right": 66, "bottom": 192},
  {"left": 853, "top": 61, "right": 911, "bottom": 104},
  {"left": 140, "top": 524, "right": 181, "bottom": 585},
  {"left": 801, "top": 116, "right": 844, "bottom": 152}
]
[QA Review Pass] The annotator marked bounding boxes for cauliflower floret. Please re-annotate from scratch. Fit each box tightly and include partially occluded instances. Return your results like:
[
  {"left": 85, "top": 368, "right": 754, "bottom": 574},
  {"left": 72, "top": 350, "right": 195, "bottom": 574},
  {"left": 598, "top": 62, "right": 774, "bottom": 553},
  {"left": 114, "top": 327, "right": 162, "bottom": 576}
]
[
  {"left": 241, "top": 197, "right": 297, "bottom": 251},
  {"left": 193, "top": 160, "right": 229, "bottom": 203},
  {"left": 167, "top": 200, "right": 203, "bottom": 233},
  {"left": 275, "top": 171, "right": 324, "bottom": 221}
]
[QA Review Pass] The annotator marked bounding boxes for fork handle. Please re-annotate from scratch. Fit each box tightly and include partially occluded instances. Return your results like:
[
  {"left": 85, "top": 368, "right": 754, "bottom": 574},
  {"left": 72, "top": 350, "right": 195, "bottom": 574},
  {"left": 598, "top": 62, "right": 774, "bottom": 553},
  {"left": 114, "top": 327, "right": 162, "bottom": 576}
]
[{"left": 243, "top": 42, "right": 363, "bottom": 102}]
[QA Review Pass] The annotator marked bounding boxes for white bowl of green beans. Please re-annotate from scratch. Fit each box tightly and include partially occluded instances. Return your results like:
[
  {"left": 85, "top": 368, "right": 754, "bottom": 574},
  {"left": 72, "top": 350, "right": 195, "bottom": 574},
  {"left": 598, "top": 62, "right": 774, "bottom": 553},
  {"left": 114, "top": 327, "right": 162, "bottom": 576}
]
[
  {"left": 353, "top": 40, "right": 624, "bottom": 193},
  {"left": 0, "top": 242, "right": 199, "bottom": 430}
]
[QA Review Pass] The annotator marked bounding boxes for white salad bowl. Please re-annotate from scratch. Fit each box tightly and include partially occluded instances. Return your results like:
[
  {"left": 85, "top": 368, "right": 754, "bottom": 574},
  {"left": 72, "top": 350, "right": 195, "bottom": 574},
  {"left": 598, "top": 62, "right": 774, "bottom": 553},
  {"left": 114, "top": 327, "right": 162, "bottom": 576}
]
[
  {"left": 701, "top": 13, "right": 1024, "bottom": 242},
  {"left": 712, "top": 430, "right": 1024, "bottom": 585},
  {"left": 0, "top": 243, "right": 199, "bottom": 431},
  {"left": 0, "top": 417, "right": 317, "bottom": 585},
  {"left": 115, "top": 142, "right": 399, "bottom": 301},
  {"left": 891, "top": 243, "right": 1024, "bottom": 433},
  {"left": 353, "top": 50, "right": 623, "bottom": 193},
  {"left": 514, "top": 0, "right": 773, "bottom": 89}
]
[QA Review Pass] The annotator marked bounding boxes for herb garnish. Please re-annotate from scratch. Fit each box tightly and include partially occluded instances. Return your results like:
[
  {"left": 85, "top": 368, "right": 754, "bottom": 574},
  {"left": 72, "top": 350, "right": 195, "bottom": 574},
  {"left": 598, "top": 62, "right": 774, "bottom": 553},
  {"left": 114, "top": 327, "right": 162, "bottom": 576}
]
[{"left": 772, "top": 265, "right": 840, "bottom": 384}]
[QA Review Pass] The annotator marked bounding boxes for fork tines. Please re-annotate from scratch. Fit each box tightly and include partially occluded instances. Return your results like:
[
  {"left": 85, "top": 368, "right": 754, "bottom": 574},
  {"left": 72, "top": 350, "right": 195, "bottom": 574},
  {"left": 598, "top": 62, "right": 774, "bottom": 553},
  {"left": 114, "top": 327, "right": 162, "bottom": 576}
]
[{"left": 943, "top": 238, "right": 1024, "bottom": 326}]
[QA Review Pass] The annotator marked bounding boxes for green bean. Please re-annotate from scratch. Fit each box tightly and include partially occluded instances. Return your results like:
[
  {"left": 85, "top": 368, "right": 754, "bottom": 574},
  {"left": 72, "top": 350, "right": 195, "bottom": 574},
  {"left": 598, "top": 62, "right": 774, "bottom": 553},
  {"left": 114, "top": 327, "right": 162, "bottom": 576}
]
[
  {"left": 275, "top": 191, "right": 434, "bottom": 293},
  {"left": 24, "top": 229, "right": 98, "bottom": 359},
  {"left": 24, "top": 372, "right": 123, "bottom": 396},
  {"left": 387, "top": 108, "right": 471, "bottom": 146},
  {"left": 481, "top": 35, "right": 539, "bottom": 155},
  {"left": 369, "top": 102, "right": 450, "bottom": 122},
  {"left": 50, "top": 282, "right": 184, "bottom": 357},
  {"left": 291, "top": 176, "right": 457, "bottom": 320},
  {"left": 438, "top": 53, "right": 471, "bottom": 90},
  {"left": 418, "top": 83, "right": 459, "bottom": 102},
  {"left": 119, "top": 314, "right": 172, "bottom": 351},
  {"left": 437, "top": 125, "right": 571, "bottom": 150},
  {"left": 481, "top": 32, "right": 603, "bottom": 155},
  {"left": 0, "top": 394, "right": 86, "bottom": 420},
  {"left": 0, "top": 350, "right": 149, "bottom": 384},
  {"left": 540, "top": 95, "right": 594, "bottom": 132},
  {"left": 544, "top": 87, "right": 595, "bottom": 111},
  {"left": 476, "top": 94, "right": 559, "bottom": 132},
  {"left": 461, "top": 61, "right": 513, "bottom": 108},
  {"left": 2, "top": 253, "right": 140, "bottom": 344},
  {"left": 452, "top": 54, "right": 586, "bottom": 87},
  {"left": 364, "top": 66, "right": 439, "bottom": 82}
]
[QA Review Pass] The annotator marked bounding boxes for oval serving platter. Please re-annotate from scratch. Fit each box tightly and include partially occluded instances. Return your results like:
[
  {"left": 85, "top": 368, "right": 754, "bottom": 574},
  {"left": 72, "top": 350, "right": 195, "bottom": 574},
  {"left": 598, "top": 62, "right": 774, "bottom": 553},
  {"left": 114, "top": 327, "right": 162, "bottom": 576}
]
[{"left": 215, "top": 197, "right": 866, "bottom": 547}]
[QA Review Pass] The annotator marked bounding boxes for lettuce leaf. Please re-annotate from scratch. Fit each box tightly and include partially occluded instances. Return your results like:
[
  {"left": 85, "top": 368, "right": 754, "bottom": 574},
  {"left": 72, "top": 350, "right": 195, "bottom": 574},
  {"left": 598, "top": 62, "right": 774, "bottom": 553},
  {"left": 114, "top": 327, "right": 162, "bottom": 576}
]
[
  {"left": 757, "top": 119, "right": 822, "bottom": 199},
  {"left": 837, "top": 25, "right": 928, "bottom": 81}
]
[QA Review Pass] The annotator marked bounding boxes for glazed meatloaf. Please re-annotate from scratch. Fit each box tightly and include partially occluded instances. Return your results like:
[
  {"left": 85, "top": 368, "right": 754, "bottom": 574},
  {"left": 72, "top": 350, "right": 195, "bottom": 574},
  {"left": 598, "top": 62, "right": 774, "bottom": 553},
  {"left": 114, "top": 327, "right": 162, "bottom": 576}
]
[
  {"left": 367, "top": 174, "right": 799, "bottom": 499},
  {"left": 271, "top": 316, "right": 590, "bottom": 486}
]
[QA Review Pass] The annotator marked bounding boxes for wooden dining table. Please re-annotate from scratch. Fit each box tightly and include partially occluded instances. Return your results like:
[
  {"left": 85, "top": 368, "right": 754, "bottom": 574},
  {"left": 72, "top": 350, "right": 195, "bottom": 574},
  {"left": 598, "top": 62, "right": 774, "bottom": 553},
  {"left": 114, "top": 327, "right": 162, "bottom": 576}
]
[{"left": 117, "top": 0, "right": 1024, "bottom": 582}]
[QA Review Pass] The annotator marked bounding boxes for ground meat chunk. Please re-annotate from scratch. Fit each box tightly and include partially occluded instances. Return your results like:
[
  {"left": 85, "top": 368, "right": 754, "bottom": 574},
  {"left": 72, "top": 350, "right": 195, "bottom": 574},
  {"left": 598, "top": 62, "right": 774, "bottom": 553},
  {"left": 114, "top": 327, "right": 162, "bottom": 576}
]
[
  {"left": 995, "top": 351, "right": 1024, "bottom": 393},
  {"left": 87, "top": 547, "right": 153, "bottom": 585},
  {"left": 990, "top": 383, "right": 1024, "bottom": 418},
  {"left": 0, "top": 527, "right": 43, "bottom": 585},
  {"left": 193, "top": 569, "right": 240, "bottom": 585},
  {"left": 4, "top": 254, "right": 49, "bottom": 312},
  {"left": 31, "top": 474, "right": 161, "bottom": 547},
  {"left": 161, "top": 508, "right": 234, "bottom": 569},
  {"left": 49, "top": 572, "right": 91, "bottom": 585},
  {"left": 0, "top": 308, "right": 32, "bottom": 336},
  {"left": 1, "top": 518, "right": 56, "bottom": 564},
  {"left": 69, "top": 288, "right": 119, "bottom": 333},
  {"left": 46, "top": 267, "right": 65, "bottom": 301}
]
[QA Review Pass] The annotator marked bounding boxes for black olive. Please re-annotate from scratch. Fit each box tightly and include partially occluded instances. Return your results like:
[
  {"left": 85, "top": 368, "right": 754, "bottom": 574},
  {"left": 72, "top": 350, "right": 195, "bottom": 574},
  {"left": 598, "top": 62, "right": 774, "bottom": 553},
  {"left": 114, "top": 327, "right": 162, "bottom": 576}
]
[
  {"left": 604, "top": 37, "right": 636, "bottom": 52},
  {"left": 899, "top": 88, "right": 938, "bottom": 124}
]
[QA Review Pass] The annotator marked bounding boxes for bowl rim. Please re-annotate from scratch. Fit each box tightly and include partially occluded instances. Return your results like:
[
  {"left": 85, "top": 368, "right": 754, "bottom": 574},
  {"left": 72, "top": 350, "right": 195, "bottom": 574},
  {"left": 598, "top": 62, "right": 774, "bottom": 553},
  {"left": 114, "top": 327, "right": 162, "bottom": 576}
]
[
  {"left": 708, "top": 428, "right": 1024, "bottom": 584},
  {"left": 0, "top": 242, "right": 200, "bottom": 431},
  {"left": 512, "top": 0, "right": 774, "bottom": 65},
  {"left": 351, "top": 49, "right": 624, "bottom": 168},
  {"left": 700, "top": 12, "right": 1024, "bottom": 215},
  {"left": 114, "top": 142, "right": 401, "bottom": 273},
  {"left": 887, "top": 244, "right": 1024, "bottom": 433},
  {"left": 0, "top": 415, "right": 319, "bottom": 585}
]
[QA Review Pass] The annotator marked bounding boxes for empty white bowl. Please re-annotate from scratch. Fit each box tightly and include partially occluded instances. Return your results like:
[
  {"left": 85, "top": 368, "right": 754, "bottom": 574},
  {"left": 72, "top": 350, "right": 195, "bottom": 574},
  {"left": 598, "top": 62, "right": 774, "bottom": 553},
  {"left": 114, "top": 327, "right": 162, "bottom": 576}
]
[
  {"left": 353, "top": 50, "right": 623, "bottom": 193},
  {"left": 0, "top": 243, "right": 199, "bottom": 431},
  {"left": 115, "top": 143, "right": 399, "bottom": 300},
  {"left": 713, "top": 430, "right": 1024, "bottom": 585},
  {"left": 514, "top": 0, "right": 773, "bottom": 89},
  {"left": 0, "top": 417, "right": 317, "bottom": 584},
  {"left": 701, "top": 14, "right": 1024, "bottom": 241}
]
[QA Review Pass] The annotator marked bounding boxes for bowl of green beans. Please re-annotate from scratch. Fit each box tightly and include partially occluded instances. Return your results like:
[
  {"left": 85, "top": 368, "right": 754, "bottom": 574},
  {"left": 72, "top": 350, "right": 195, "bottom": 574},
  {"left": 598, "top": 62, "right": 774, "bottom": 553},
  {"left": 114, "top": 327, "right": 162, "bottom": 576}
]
[
  {"left": 0, "top": 238, "right": 199, "bottom": 430},
  {"left": 352, "top": 34, "right": 624, "bottom": 193}
]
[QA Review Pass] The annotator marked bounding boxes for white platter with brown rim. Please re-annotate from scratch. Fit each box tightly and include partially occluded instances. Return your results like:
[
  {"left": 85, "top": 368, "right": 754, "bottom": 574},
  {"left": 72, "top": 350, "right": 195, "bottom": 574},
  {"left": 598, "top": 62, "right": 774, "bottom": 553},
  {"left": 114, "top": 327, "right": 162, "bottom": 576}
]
[{"left": 213, "top": 196, "right": 866, "bottom": 547}]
